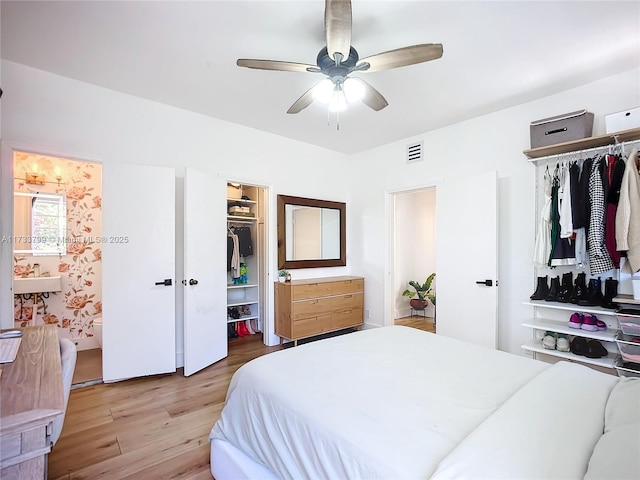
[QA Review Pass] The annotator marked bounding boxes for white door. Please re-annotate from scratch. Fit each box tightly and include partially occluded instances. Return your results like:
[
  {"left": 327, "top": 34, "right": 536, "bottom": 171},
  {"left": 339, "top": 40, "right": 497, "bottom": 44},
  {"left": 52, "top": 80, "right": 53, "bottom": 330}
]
[
  {"left": 436, "top": 171, "right": 498, "bottom": 349},
  {"left": 183, "top": 168, "right": 227, "bottom": 376},
  {"left": 102, "top": 163, "right": 176, "bottom": 382}
]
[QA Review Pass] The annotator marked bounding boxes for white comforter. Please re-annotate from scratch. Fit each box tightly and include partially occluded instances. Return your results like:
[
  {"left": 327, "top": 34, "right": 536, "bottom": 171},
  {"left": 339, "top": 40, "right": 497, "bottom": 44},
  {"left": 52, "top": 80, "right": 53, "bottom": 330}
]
[{"left": 211, "top": 326, "right": 607, "bottom": 479}]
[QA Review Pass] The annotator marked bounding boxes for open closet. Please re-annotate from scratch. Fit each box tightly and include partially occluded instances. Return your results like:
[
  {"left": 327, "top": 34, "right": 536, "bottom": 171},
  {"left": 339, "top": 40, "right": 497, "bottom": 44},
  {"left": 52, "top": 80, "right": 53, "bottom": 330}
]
[
  {"left": 226, "top": 182, "right": 267, "bottom": 344},
  {"left": 522, "top": 126, "right": 640, "bottom": 376}
]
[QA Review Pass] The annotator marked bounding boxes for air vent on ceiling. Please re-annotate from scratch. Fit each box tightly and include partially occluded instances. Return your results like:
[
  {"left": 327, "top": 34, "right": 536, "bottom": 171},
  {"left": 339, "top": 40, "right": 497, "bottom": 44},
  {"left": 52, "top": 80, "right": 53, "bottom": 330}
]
[{"left": 407, "top": 142, "right": 423, "bottom": 164}]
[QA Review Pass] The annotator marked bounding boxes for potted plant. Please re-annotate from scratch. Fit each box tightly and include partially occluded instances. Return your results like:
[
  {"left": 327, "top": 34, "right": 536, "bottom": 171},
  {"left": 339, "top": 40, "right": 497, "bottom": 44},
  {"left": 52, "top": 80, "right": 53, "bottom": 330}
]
[
  {"left": 402, "top": 273, "right": 436, "bottom": 310},
  {"left": 278, "top": 269, "right": 290, "bottom": 282}
]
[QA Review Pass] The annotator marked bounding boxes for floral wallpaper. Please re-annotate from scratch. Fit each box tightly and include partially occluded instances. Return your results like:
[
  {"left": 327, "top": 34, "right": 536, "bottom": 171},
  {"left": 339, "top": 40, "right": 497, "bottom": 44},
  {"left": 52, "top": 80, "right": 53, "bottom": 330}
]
[{"left": 13, "top": 152, "right": 102, "bottom": 347}]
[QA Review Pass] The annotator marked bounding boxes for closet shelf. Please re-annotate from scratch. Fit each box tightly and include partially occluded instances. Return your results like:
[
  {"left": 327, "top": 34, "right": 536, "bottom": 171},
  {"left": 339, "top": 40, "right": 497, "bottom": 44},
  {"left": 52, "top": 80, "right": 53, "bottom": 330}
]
[
  {"left": 227, "top": 215, "right": 256, "bottom": 222},
  {"left": 521, "top": 340, "right": 617, "bottom": 369},
  {"left": 523, "top": 127, "right": 640, "bottom": 160},
  {"left": 227, "top": 283, "right": 258, "bottom": 289},
  {"left": 614, "top": 294, "right": 640, "bottom": 306},
  {"left": 522, "top": 317, "right": 618, "bottom": 342},
  {"left": 522, "top": 300, "right": 617, "bottom": 316}
]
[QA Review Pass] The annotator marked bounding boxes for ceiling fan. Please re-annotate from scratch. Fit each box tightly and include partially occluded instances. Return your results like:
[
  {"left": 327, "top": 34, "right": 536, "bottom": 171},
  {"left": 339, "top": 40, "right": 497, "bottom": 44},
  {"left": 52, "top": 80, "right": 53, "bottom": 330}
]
[{"left": 237, "top": 0, "right": 443, "bottom": 114}]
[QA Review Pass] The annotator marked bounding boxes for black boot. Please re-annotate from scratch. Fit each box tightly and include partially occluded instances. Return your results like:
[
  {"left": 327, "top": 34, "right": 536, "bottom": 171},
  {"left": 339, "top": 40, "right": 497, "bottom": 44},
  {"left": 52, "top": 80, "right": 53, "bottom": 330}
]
[
  {"left": 569, "top": 272, "right": 587, "bottom": 304},
  {"left": 578, "top": 277, "right": 603, "bottom": 306},
  {"left": 601, "top": 278, "right": 619, "bottom": 309},
  {"left": 545, "top": 276, "right": 561, "bottom": 301},
  {"left": 530, "top": 276, "right": 549, "bottom": 300},
  {"left": 556, "top": 272, "right": 573, "bottom": 303}
]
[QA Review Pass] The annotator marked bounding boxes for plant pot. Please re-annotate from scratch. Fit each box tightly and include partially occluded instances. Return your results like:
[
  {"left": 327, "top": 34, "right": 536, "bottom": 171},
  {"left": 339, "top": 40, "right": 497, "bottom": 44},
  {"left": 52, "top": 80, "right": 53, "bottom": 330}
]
[
  {"left": 278, "top": 277, "right": 286, "bottom": 283},
  {"left": 410, "top": 298, "right": 428, "bottom": 310}
]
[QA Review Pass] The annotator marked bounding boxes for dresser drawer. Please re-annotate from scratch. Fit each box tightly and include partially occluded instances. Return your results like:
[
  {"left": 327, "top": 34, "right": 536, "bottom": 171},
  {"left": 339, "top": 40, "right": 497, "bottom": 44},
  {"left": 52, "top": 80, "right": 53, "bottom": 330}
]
[
  {"left": 332, "top": 308, "right": 363, "bottom": 329},
  {"left": 331, "top": 279, "right": 364, "bottom": 295},
  {"left": 332, "top": 292, "right": 363, "bottom": 311},
  {"left": 292, "top": 282, "right": 333, "bottom": 300},
  {"left": 292, "top": 297, "right": 333, "bottom": 320},
  {"left": 292, "top": 314, "right": 331, "bottom": 339}
]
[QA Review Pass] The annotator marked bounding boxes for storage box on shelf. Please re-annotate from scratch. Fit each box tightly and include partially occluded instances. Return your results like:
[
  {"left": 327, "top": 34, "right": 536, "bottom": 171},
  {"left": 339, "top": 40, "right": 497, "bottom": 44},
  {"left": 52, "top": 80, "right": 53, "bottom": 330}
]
[
  {"left": 615, "top": 332, "right": 640, "bottom": 364},
  {"left": 522, "top": 300, "right": 619, "bottom": 370},
  {"left": 617, "top": 309, "right": 640, "bottom": 336},
  {"left": 529, "top": 109, "right": 594, "bottom": 149},
  {"left": 615, "top": 358, "right": 640, "bottom": 378}
]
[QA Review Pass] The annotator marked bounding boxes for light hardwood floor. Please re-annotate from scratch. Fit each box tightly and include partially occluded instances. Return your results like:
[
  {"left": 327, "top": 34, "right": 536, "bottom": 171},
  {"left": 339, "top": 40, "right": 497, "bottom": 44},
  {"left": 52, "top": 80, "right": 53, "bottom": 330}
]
[{"left": 50, "top": 322, "right": 433, "bottom": 479}]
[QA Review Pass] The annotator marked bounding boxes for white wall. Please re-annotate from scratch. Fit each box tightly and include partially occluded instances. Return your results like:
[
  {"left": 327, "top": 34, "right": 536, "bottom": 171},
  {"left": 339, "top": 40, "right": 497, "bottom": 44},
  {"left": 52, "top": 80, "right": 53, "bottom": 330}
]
[
  {"left": 348, "top": 67, "right": 640, "bottom": 356},
  {"left": 0, "top": 60, "right": 352, "bottom": 353},
  {"left": 2, "top": 60, "right": 639, "bottom": 359},
  {"left": 394, "top": 188, "right": 436, "bottom": 318}
]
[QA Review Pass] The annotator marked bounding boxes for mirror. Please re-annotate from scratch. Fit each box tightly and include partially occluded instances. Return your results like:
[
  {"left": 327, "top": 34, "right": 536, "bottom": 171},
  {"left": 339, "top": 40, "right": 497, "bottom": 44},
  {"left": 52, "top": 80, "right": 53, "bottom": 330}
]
[
  {"left": 14, "top": 192, "right": 67, "bottom": 255},
  {"left": 278, "top": 194, "right": 346, "bottom": 269}
]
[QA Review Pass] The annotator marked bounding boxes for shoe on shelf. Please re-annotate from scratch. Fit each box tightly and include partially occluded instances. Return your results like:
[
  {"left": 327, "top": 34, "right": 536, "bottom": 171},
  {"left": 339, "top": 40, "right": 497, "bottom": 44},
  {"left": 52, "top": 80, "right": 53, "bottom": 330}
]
[
  {"left": 570, "top": 336, "right": 588, "bottom": 356},
  {"left": 581, "top": 314, "right": 603, "bottom": 331},
  {"left": 245, "top": 319, "right": 255, "bottom": 334},
  {"left": 568, "top": 312, "right": 584, "bottom": 329},
  {"left": 585, "top": 339, "right": 608, "bottom": 359},
  {"left": 542, "top": 331, "right": 557, "bottom": 350},
  {"left": 556, "top": 334, "right": 570, "bottom": 352}
]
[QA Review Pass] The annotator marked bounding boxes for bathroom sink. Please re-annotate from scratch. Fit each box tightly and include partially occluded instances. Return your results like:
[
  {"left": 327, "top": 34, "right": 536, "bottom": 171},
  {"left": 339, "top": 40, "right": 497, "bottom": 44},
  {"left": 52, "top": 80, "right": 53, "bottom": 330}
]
[{"left": 14, "top": 276, "right": 62, "bottom": 294}]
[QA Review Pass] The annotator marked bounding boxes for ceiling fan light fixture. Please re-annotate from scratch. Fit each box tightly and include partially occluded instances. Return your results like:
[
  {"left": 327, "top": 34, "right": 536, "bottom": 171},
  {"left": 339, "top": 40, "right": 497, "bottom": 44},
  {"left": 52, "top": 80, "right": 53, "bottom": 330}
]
[
  {"left": 328, "top": 88, "right": 347, "bottom": 112},
  {"left": 343, "top": 77, "right": 365, "bottom": 103},
  {"left": 313, "top": 79, "right": 334, "bottom": 104}
]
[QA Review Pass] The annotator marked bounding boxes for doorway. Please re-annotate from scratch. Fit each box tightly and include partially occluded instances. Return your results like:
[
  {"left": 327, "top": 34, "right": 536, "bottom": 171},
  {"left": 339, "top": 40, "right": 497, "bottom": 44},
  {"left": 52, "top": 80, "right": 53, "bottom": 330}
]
[
  {"left": 391, "top": 187, "right": 436, "bottom": 332},
  {"left": 11, "top": 151, "right": 104, "bottom": 386}
]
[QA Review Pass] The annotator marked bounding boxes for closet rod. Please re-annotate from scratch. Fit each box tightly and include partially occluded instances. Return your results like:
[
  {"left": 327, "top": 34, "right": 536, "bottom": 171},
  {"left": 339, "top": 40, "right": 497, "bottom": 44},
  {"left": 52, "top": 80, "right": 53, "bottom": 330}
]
[{"left": 528, "top": 139, "right": 640, "bottom": 164}]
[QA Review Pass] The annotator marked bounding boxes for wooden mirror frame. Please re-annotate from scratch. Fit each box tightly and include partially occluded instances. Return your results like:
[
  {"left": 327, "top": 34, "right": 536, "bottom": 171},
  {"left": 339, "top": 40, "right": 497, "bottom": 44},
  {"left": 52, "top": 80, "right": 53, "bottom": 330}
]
[{"left": 277, "top": 194, "right": 346, "bottom": 269}]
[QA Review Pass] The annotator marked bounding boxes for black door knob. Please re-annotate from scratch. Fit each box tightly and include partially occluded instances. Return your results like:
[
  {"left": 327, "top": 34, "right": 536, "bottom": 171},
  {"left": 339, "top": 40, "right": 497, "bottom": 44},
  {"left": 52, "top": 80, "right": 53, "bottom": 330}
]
[
  {"left": 475, "top": 279, "right": 493, "bottom": 287},
  {"left": 189, "top": 279, "right": 198, "bottom": 286},
  {"left": 155, "top": 279, "right": 172, "bottom": 286}
]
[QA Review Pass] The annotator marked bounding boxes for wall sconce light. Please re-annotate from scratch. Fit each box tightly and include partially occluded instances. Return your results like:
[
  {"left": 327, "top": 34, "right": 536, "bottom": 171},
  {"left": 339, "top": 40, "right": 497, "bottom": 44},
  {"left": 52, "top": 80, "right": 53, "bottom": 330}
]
[
  {"left": 54, "top": 166, "right": 63, "bottom": 185},
  {"left": 25, "top": 163, "right": 45, "bottom": 185}
]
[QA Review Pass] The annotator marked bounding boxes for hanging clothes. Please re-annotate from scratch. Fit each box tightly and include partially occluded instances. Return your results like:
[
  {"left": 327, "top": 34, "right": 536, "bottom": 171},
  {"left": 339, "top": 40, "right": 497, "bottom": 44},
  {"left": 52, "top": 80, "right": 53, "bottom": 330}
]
[
  {"left": 559, "top": 162, "right": 573, "bottom": 239},
  {"left": 587, "top": 156, "right": 614, "bottom": 275},
  {"left": 533, "top": 166, "right": 552, "bottom": 266},
  {"left": 604, "top": 154, "right": 625, "bottom": 268},
  {"left": 235, "top": 226, "right": 254, "bottom": 257},
  {"left": 227, "top": 228, "right": 241, "bottom": 278},
  {"left": 549, "top": 164, "right": 577, "bottom": 266},
  {"left": 615, "top": 147, "right": 640, "bottom": 273}
]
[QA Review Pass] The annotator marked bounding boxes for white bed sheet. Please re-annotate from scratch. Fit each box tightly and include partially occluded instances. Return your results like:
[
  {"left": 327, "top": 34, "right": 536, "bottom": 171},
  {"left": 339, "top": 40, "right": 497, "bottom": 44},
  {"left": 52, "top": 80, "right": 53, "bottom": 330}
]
[{"left": 210, "top": 326, "right": 549, "bottom": 479}]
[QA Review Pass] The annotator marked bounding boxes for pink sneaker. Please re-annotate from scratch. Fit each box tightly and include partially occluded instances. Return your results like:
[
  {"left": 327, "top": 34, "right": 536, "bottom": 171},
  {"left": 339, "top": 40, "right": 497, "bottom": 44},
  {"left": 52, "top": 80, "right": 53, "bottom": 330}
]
[
  {"left": 581, "top": 314, "right": 599, "bottom": 331},
  {"left": 568, "top": 312, "right": 584, "bottom": 329}
]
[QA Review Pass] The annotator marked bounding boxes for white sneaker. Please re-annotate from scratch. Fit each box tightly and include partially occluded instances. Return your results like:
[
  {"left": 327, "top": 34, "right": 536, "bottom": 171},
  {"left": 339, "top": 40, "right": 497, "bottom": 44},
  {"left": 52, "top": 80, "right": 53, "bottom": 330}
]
[
  {"left": 556, "top": 334, "right": 570, "bottom": 352},
  {"left": 542, "top": 331, "right": 556, "bottom": 350}
]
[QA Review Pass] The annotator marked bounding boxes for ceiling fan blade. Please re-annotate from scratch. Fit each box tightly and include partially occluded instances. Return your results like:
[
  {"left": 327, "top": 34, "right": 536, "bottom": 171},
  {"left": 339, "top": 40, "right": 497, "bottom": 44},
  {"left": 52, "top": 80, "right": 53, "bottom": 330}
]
[
  {"left": 358, "top": 44, "right": 443, "bottom": 73},
  {"left": 352, "top": 78, "right": 388, "bottom": 111},
  {"left": 237, "top": 59, "right": 317, "bottom": 73},
  {"left": 287, "top": 85, "right": 316, "bottom": 114},
  {"left": 325, "top": 0, "right": 352, "bottom": 62}
]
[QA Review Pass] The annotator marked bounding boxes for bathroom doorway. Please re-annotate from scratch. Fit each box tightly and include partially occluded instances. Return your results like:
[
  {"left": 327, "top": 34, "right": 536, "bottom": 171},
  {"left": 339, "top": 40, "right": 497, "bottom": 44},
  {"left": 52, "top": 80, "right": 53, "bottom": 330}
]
[
  {"left": 12, "top": 151, "right": 104, "bottom": 387},
  {"left": 390, "top": 186, "right": 437, "bottom": 332}
]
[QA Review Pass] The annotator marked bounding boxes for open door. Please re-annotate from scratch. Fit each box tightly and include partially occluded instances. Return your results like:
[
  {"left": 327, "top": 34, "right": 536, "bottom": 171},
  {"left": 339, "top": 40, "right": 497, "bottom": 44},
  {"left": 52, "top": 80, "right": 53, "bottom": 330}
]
[
  {"left": 183, "top": 168, "right": 227, "bottom": 376},
  {"left": 436, "top": 171, "right": 498, "bottom": 349},
  {"left": 102, "top": 163, "right": 176, "bottom": 382}
]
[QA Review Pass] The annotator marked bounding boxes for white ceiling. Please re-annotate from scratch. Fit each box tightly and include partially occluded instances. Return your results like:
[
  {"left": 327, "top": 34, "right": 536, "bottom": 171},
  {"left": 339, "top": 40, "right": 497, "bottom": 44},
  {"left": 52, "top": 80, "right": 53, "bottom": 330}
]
[{"left": 2, "top": 1, "right": 639, "bottom": 154}]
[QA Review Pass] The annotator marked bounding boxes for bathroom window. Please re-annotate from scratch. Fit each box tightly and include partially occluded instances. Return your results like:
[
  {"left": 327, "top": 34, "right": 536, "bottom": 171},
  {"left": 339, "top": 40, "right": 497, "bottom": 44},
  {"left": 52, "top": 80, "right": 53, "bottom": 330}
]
[{"left": 14, "top": 192, "right": 67, "bottom": 255}]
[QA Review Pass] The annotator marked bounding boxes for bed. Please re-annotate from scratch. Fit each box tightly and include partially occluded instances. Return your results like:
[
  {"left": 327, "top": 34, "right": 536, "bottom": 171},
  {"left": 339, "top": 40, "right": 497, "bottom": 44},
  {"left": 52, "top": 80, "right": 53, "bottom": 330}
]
[{"left": 209, "top": 326, "right": 640, "bottom": 479}]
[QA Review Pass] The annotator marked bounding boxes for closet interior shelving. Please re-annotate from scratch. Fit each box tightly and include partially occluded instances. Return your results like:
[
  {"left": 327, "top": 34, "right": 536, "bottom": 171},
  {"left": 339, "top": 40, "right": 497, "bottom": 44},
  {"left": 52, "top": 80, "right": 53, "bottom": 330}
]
[
  {"left": 522, "top": 126, "right": 640, "bottom": 373},
  {"left": 227, "top": 185, "right": 260, "bottom": 335}
]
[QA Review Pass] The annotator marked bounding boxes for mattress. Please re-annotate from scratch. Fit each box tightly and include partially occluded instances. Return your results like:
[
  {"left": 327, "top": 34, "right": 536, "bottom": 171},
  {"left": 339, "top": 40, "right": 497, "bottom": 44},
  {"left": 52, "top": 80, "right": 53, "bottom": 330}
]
[{"left": 210, "top": 326, "right": 560, "bottom": 479}]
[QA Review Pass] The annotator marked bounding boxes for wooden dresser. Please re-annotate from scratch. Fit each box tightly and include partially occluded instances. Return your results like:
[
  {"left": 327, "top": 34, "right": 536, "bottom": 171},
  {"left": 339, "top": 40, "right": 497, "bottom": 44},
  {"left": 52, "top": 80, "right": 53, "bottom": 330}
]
[
  {"left": 0, "top": 325, "right": 64, "bottom": 479},
  {"left": 275, "top": 276, "right": 364, "bottom": 345}
]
